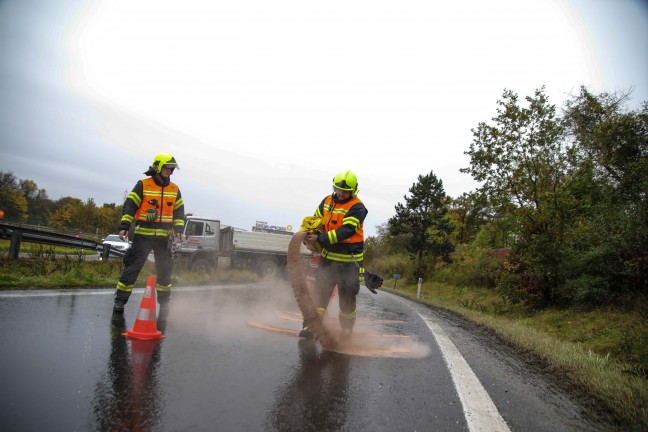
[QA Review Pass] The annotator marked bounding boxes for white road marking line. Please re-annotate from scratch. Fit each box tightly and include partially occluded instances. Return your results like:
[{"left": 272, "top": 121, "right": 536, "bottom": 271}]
[{"left": 418, "top": 311, "right": 511, "bottom": 432}]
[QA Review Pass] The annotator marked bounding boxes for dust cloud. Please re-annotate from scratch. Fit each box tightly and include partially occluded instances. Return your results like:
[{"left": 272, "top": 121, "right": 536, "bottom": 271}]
[
  {"left": 152, "top": 231, "right": 430, "bottom": 359},
  {"left": 161, "top": 278, "right": 299, "bottom": 341}
]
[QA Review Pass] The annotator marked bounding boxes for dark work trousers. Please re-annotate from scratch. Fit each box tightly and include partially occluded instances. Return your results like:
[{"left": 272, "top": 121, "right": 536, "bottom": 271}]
[
  {"left": 314, "top": 259, "right": 361, "bottom": 332},
  {"left": 115, "top": 234, "right": 172, "bottom": 303}
]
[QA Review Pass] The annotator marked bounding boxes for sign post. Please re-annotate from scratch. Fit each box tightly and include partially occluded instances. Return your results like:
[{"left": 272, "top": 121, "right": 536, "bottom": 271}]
[{"left": 392, "top": 274, "right": 401, "bottom": 290}]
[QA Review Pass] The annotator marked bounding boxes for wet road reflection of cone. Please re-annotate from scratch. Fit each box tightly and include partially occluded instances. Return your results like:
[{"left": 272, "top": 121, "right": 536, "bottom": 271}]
[
  {"left": 130, "top": 338, "right": 159, "bottom": 396},
  {"left": 328, "top": 286, "right": 337, "bottom": 306},
  {"left": 123, "top": 276, "right": 165, "bottom": 340}
]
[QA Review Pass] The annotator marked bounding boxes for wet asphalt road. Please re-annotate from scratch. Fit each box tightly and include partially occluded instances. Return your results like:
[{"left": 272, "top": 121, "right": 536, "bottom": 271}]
[{"left": 0, "top": 281, "right": 602, "bottom": 431}]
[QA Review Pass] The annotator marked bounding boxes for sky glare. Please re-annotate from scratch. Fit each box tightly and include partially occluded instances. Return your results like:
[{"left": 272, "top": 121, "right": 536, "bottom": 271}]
[{"left": 1, "top": 0, "right": 647, "bottom": 236}]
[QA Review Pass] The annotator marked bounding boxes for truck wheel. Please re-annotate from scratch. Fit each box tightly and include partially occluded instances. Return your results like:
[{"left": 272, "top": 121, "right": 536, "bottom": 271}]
[
  {"left": 257, "top": 259, "right": 279, "bottom": 278},
  {"left": 192, "top": 258, "right": 213, "bottom": 274}
]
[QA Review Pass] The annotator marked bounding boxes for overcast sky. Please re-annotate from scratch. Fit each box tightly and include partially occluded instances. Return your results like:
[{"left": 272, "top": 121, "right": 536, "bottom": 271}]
[{"left": 1, "top": 0, "right": 647, "bottom": 236}]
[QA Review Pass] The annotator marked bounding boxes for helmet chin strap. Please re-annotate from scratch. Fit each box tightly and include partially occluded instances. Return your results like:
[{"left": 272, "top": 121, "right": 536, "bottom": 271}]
[
  {"left": 332, "top": 192, "right": 352, "bottom": 204},
  {"left": 155, "top": 172, "right": 171, "bottom": 186}
]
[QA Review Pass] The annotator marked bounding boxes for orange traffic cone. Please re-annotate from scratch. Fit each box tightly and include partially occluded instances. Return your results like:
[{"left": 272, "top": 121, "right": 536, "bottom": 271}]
[{"left": 122, "top": 276, "right": 165, "bottom": 340}]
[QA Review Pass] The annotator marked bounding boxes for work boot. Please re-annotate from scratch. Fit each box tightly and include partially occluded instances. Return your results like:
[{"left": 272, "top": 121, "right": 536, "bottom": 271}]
[
  {"left": 157, "top": 291, "right": 171, "bottom": 305},
  {"left": 113, "top": 290, "right": 130, "bottom": 313},
  {"left": 113, "top": 299, "right": 126, "bottom": 313},
  {"left": 158, "top": 301, "right": 170, "bottom": 316},
  {"left": 111, "top": 312, "right": 126, "bottom": 336},
  {"left": 158, "top": 306, "right": 169, "bottom": 331},
  {"left": 298, "top": 326, "right": 313, "bottom": 339}
]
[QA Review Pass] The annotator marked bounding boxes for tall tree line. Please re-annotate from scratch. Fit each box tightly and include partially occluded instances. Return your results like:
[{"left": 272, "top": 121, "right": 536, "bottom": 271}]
[
  {"left": 376, "top": 87, "right": 647, "bottom": 307},
  {"left": 0, "top": 172, "right": 123, "bottom": 238}
]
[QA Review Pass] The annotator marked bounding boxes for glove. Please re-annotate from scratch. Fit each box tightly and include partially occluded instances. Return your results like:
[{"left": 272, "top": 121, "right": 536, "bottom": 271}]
[
  {"left": 145, "top": 208, "right": 158, "bottom": 222},
  {"left": 361, "top": 269, "right": 383, "bottom": 294},
  {"left": 365, "top": 271, "right": 383, "bottom": 294},
  {"left": 300, "top": 216, "right": 324, "bottom": 253},
  {"left": 299, "top": 216, "right": 323, "bottom": 233}
]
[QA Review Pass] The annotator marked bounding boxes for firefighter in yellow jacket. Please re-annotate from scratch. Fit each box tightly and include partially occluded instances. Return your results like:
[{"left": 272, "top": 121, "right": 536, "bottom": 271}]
[
  {"left": 300, "top": 169, "right": 368, "bottom": 340},
  {"left": 112, "top": 152, "right": 185, "bottom": 313}
]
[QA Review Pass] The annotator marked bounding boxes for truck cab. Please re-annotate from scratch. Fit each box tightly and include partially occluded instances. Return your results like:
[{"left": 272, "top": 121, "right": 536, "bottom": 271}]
[{"left": 183, "top": 217, "right": 220, "bottom": 252}]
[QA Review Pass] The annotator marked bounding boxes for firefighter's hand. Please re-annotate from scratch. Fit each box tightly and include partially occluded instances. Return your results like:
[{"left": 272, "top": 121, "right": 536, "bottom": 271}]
[
  {"left": 119, "top": 229, "right": 129, "bottom": 241},
  {"left": 364, "top": 271, "right": 383, "bottom": 294},
  {"left": 176, "top": 232, "right": 183, "bottom": 242},
  {"left": 303, "top": 234, "right": 322, "bottom": 253},
  {"left": 145, "top": 208, "right": 157, "bottom": 222},
  {"left": 300, "top": 216, "right": 323, "bottom": 233}
]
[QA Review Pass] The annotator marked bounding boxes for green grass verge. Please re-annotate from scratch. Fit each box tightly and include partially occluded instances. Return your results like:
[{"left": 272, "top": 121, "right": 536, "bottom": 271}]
[
  {"left": 386, "top": 281, "right": 648, "bottom": 431},
  {"left": 0, "top": 240, "right": 96, "bottom": 256},
  {"left": 0, "top": 256, "right": 259, "bottom": 290}
]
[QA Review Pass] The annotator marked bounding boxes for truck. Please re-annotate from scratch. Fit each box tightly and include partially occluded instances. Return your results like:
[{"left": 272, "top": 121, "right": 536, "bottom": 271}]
[{"left": 172, "top": 216, "right": 312, "bottom": 277}]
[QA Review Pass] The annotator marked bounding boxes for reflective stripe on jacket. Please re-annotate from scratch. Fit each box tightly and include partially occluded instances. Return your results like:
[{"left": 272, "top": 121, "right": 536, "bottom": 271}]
[
  {"left": 137, "top": 178, "right": 179, "bottom": 224},
  {"left": 316, "top": 194, "right": 365, "bottom": 262},
  {"left": 120, "top": 177, "right": 185, "bottom": 236}
]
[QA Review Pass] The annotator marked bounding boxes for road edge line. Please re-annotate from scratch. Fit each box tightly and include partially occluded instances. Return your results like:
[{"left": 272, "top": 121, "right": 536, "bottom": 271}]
[{"left": 417, "top": 311, "right": 511, "bottom": 432}]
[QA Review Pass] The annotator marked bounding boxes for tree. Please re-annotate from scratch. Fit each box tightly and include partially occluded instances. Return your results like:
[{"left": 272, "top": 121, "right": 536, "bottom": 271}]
[
  {"left": 562, "top": 87, "right": 648, "bottom": 300},
  {"left": 447, "top": 191, "right": 490, "bottom": 245},
  {"left": 564, "top": 88, "right": 648, "bottom": 199},
  {"left": 0, "top": 171, "right": 28, "bottom": 222},
  {"left": 76, "top": 198, "right": 99, "bottom": 233},
  {"left": 49, "top": 197, "right": 84, "bottom": 232},
  {"left": 461, "top": 87, "right": 648, "bottom": 306},
  {"left": 388, "top": 171, "right": 455, "bottom": 279},
  {"left": 462, "top": 87, "right": 572, "bottom": 305},
  {"left": 97, "top": 203, "right": 123, "bottom": 237},
  {"left": 0, "top": 172, "right": 123, "bottom": 237},
  {"left": 20, "top": 179, "right": 53, "bottom": 226}
]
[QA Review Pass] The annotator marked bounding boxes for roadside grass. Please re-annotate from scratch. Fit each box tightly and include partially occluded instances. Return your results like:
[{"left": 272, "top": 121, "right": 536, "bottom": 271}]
[
  {"left": 0, "top": 255, "right": 259, "bottom": 289},
  {"left": 0, "top": 240, "right": 96, "bottom": 256},
  {"left": 0, "top": 255, "right": 123, "bottom": 288},
  {"left": 386, "top": 280, "right": 648, "bottom": 431}
]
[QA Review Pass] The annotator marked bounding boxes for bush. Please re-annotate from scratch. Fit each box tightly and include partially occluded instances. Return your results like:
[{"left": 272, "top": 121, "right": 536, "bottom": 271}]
[
  {"left": 433, "top": 245, "right": 503, "bottom": 289},
  {"left": 364, "top": 253, "right": 411, "bottom": 281}
]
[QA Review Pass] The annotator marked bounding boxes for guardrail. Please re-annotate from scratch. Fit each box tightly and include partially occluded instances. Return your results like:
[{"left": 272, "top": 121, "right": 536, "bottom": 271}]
[{"left": 0, "top": 222, "right": 125, "bottom": 260}]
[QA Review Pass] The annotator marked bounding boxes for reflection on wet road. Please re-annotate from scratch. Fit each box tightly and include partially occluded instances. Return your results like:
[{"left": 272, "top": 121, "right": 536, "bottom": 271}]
[
  {"left": 0, "top": 282, "right": 463, "bottom": 431},
  {"left": 92, "top": 312, "right": 165, "bottom": 431},
  {"left": 269, "top": 340, "right": 351, "bottom": 432},
  {"left": 0, "top": 281, "right": 600, "bottom": 431}
]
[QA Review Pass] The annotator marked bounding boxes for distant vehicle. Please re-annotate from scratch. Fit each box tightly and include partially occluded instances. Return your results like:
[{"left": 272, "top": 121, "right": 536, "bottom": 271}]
[
  {"left": 97, "top": 234, "right": 132, "bottom": 258},
  {"left": 172, "top": 216, "right": 312, "bottom": 277}
]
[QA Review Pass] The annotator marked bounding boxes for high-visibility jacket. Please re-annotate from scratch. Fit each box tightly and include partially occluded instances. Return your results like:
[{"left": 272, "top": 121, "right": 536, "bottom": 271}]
[
  {"left": 315, "top": 194, "right": 366, "bottom": 263},
  {"left": 120, "top": 177, "right": 185, "bottom": 237}
]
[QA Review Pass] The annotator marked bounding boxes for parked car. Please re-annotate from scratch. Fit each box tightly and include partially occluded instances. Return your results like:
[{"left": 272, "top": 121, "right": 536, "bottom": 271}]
[{"left": 97, "top": 234, "right": 131, "bottom": 259}]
